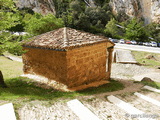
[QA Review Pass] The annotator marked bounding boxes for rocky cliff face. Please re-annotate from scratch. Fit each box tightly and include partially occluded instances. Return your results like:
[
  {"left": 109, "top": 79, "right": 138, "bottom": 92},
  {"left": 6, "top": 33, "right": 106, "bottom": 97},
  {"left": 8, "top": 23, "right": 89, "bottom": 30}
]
[
  {"left": 16, "top": 0, "right": 160, "bottom": 24},
  {"left": 16, "top": 0, "right": 56, "bottom": 15},
  {"left": 151, "top": 0, "right": 160, "bottom": 23},
  {"left": 109, "top": 0, "right": 160, "bottom": 24}
]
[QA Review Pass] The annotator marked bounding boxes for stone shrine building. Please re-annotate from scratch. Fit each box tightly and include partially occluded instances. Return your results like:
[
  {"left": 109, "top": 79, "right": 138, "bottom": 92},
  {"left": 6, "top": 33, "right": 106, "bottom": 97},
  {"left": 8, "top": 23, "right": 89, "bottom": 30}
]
[{"left": 22, "top": 27, "right": 114, "bottom": 91}]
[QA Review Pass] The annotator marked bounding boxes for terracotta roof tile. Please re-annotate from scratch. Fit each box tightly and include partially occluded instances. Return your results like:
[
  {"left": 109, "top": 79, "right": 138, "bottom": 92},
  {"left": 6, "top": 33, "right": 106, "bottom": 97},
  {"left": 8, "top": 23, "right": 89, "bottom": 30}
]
[{"left": 23, "top": 27, "right": 114, "bottom": 50}]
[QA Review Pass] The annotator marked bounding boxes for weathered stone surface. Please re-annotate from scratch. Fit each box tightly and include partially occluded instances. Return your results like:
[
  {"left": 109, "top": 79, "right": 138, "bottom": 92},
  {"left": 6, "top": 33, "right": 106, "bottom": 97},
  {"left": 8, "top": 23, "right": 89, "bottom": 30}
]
[
  {"left": 109, "top": 0, "right": 160, "bottom": 24},
  {"left": 16, "top": 0, "right": 56, "bottom": 15},
  {"left": 114, "top": 49, "right": 137, "bottom": 64}
]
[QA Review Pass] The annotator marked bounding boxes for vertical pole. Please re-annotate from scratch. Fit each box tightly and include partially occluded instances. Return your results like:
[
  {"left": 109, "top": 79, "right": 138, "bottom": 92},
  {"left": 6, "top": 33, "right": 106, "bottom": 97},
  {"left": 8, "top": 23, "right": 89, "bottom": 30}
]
[{"left": 107, "top": 47, "right": 114, "bottom": 78}]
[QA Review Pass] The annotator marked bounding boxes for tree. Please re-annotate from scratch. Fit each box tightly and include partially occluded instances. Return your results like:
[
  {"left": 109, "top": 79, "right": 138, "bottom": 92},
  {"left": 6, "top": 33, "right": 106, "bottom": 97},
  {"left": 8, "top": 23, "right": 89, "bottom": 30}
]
[
  {"left": 0, "top": 0, "right": 20, "bottom": 31},
  {"left": 104, "top": 18, "right": 120, "bottom": 38},
  {"left": 0, "top": 0, "right": 20, "bottom": 87},
  {"left": 145, "top": 23, "right": 160, "bottom": 42},
  {"left": 125, "top": 18, "right": 148, "bottom": 42},
  {"left": 24, "top": 13, "right": 64, "bottom": 35}
]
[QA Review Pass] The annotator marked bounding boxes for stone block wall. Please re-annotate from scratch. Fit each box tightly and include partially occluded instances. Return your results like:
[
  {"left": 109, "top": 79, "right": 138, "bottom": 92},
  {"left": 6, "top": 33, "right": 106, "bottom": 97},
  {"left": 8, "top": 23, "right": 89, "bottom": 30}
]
[
  {"left": 23, "top": 42, "right": 111, "bottom": 90},
  {"left": 66, "top": 42, "right": 108, "bottom": 88},
  {"left": 22, "top": 47, "right": 68, "bottom": 85}
]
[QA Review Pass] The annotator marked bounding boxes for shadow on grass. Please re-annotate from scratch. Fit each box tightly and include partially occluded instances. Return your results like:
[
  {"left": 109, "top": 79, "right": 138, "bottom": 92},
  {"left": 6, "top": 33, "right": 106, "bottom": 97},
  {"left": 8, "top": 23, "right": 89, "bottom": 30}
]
[{"left": 0, "top": 77, "right": 124, "bottom": 101}]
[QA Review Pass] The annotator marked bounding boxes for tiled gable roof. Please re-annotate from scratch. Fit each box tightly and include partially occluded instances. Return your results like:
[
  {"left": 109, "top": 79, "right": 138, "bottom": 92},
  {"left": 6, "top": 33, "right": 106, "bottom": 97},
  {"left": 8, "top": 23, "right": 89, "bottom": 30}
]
[{"left": 23, "top": 27, "right": 114, "bottom": 50}]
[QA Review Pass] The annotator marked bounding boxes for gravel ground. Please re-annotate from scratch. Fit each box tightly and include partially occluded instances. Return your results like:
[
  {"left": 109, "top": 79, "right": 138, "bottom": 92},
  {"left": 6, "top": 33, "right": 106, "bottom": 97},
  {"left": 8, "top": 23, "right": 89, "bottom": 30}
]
[
  {"left": 111, "top": 63, "right": 160, "bottom": 82},
  {"left": 18, "top": 100, "right": 79, "bottom": 120}
]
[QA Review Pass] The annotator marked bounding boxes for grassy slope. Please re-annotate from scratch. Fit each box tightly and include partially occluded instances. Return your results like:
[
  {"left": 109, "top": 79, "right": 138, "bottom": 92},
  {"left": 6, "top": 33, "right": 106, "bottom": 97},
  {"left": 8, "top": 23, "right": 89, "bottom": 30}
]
[
  {"left": 0, "top": 56, "right": 124, "bottom": 102},
  {"left": 132, "top": 51, "right": 160, "bottom": 88},
  {"left": 132, "top": 51, "right": 160, "bottom": 67}
]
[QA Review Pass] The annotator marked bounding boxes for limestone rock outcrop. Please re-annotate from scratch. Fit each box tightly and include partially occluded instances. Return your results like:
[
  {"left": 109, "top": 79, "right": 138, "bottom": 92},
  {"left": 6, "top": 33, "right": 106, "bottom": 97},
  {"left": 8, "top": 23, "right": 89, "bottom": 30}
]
[
  {"left": 16, "top": 0, "right": 56, "bottom": 15},
  {"left": 15, "top": 0, "right": 160, "bottom": 24},
  {"left": 109, "top": 0, "right": 160, "bottom": 24}
]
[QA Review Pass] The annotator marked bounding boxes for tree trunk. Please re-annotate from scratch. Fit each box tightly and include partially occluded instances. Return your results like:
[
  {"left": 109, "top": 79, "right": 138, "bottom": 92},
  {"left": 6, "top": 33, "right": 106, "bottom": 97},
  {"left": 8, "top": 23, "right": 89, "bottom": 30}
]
[{"left": 0, "top": 70, "right": 7, "bottom": 88}]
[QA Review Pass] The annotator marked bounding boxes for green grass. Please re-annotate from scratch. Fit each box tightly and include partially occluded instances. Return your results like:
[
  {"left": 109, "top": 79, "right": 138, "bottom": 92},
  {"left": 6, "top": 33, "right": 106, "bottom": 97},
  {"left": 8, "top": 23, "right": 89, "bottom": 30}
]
[
  {"left": 0, "top": 56, "right": 124, "bottom": 102},
  {"left": 132, "top": 51, "right": 160, "bottom": 67},
  {"left": 0, "top": 78, "right": 124, "bottom": 101},
  {"left": 0, "top": 56, "right": 23, "bottom": 79},
  {"left": 141, "top": 81, "right": 160, "bottom": 89}
]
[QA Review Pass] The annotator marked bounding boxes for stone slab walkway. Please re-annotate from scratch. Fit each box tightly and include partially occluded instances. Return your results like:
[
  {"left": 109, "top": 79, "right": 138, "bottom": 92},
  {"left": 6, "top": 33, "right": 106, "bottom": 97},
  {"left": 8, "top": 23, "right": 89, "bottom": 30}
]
[{"left": 115, "top": 49, "right": 138, "bottom": 64}]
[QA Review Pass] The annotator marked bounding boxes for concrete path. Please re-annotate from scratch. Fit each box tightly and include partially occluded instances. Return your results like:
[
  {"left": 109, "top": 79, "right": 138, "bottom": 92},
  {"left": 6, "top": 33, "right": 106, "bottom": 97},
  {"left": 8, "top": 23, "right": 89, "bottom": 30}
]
[
  {"left": 0, "top": 103, "right": 16, "bottom": 120},
  {"left": 115, "top": 49, "right": 137, "bottom": 64}
]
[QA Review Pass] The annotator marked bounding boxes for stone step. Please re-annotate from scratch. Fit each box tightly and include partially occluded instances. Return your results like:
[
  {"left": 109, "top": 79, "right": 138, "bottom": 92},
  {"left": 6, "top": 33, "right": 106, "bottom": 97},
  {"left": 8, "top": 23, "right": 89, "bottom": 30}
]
[
  {"left": 107, "top": 95, "right": 157, "bottom": 120},
  {"left": 0, "top": 103, "right": 16, "bottom": 120},
  {"left": 107, "top": 95, "right": 144, "bottom": 114},
  {"left": 114, "top": 94, "right": 160, "bottom": 120},
  {"left": 143, "top": 86, "right": 160, "bottom": 93},
  {"left": 134, "top": 92, "right": 160, "bottom": 107},
  {"left": 81, "top": 98, "right": 130, "bottom": 120},
  {"left": 67, "top": 99, "right": 100, "bottom": 120}
]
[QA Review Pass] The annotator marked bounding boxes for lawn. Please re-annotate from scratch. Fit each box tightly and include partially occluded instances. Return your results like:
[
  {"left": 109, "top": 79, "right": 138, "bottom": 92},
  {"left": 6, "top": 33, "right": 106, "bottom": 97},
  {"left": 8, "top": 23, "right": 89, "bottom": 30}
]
[
  {"left": 0, "top": 56, "right": 23, "bottom": 79},
  {"left": 132, "top": 51, "right": 160, "bottom": 67},
  {"left": 0, "top": 56, "right": 124, "bottom": 102}
]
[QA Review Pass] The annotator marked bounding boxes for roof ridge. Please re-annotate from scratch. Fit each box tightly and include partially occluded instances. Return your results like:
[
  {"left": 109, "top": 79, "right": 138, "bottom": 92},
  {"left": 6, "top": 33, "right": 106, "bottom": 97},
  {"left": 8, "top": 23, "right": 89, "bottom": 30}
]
[{"left": 63, "top": 27, "right": 69, "bottom": 47}]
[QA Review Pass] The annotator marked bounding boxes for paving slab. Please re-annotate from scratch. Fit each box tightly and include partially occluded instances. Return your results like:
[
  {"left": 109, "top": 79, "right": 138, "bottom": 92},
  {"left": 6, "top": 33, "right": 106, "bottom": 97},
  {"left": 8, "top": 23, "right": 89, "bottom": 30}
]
[
  {"left": 107, "top": 95, "right": 154, "bottom": 120},
  {"left": 67, "top": 99, "right": 100, "bottom": 120},
  {"left": 143, "top": 86, "right": 160, "bottom": 93},
  {"left": 115, "top": 49, "right": 137, "bottom": 64},
  {"left": 0, "top": 103, "right": 16, "bottom": 120},
  {"left": 134, "top": 92, "right": 160, "bottom": 107}
]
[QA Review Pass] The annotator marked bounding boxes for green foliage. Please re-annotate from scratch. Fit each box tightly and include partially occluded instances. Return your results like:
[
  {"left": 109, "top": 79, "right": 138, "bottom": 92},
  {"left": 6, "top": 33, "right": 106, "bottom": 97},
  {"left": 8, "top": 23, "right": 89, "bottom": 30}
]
[
  {"left": 0, "top": 32, "right": 27, "bottom": 55},
  {"left": 74, "top": 13, "right": 90, "bottom": 30},
  {"left": 141, "top": 80, "right": 160, "bottom": 89},
  {"left": 125, "top": 18, "right": 148, "bottom": 42},
  {"left": 104, "top": 18, "right": 121, "bottom": 38},
  {"left": 24, "top": 13, "right": 64, "bottom": 35},
  {"left": 0, "top": 0, "right": 25, "bottom": 55},
  {"left": 0, "top": 0, "right": 20, "bottom": 31},
  {"left": 145, "top": 23, "right": 160, "bottom": 42},
  {"left": 116, "top": 10, "right": 129, "bottom": 22},
  {"left": 85, "top": 7, "right": 110, "bottom": 27},
  {"left": 94, "top": 0, "right": 110, "bottom": 6},
  {"left": 53, "top": 0, "right": 74, "bottom": 18}
]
